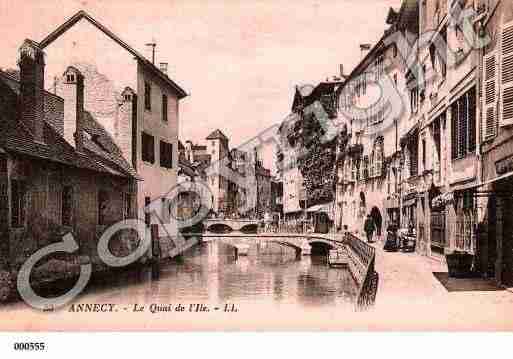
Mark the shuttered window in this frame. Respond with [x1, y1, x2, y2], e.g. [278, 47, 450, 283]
[451, 87, 476, 159]
[501, 21, 513, 126]
[468, 87, 476, 153]
[144, 82, 152, 111]
[141, 132, 155, 164]
[160, 140, 173, 169]
[409, 137, 418, 177]
[162, 95, 168, 122]
[484, 52, 498, 139]
[451, 103, 458, 160]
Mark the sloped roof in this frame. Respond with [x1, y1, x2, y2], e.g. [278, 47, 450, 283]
[0, 71, 136, 178]
[0, 69, 62, 101]
[39, 10, 187, 99]
[206, 129, 228, 140]
[82, 112, 139, 178]
[0, 112, 127, 177]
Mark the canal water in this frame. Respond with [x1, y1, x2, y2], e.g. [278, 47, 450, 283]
[1, 237, 362, 330]
[78, 237, 359, 309]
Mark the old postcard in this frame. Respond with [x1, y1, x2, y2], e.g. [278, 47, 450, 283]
[0, 0, 512, 337]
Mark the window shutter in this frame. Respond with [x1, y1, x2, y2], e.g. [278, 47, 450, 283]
[483, 52, 498, 139]
[501, 21, 513, 127]
[468, 87, 476, 153]
[451, 103, 458, 160]
[458, 97, 467, 157]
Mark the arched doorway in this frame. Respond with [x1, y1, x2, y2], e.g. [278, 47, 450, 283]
[370, 206, 383, 237]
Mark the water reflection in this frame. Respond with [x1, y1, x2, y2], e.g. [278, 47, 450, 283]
[77, 239, 359, 309]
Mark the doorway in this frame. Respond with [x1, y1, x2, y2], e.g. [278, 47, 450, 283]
[370, 206, 383, 237]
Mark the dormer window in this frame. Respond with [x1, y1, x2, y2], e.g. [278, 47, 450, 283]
[66, 73, 75, 83]
[124, 94, 132, 102]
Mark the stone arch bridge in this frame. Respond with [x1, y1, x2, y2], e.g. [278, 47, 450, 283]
[201, 232, 345, 256]
[203, 219, 259, 234]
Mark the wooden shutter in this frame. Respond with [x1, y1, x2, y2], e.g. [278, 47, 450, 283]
[451, 102, 458, 159]
[458, 96, 467, 157]
[468, 87, 476, 153]
[501, 21, 513, 126]
[483, 52, 498, 139]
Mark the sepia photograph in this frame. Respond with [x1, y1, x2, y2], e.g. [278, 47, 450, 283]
[0, 0, 512, 349]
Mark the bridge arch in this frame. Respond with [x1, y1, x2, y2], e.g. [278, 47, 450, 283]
[240, 223, 258, 234]
[206, 223, 233, 234]
[308, 238, 335, 255]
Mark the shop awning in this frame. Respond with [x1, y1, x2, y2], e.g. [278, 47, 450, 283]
[306, 203, 334, 220]
[306, 204, 330, 212]
[476, 171, 513, 189]
[431, 192, 455, 208]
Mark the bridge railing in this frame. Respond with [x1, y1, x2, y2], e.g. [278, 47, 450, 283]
[343, 232, 378, 309]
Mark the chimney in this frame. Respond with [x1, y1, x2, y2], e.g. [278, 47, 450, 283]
[339, 64, 344, 78]
[59, 66, 84, 151]
[18, 39, 45, 143]
[118, 87, 136, 164]
[159, 62, 168, 75]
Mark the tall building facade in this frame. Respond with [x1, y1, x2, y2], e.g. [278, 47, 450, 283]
[36, 10, 188, 256]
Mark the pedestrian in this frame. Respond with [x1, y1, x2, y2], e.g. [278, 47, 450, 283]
[364, 214, 376, 243]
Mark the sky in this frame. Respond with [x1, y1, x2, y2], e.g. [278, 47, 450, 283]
[0, 0, 401, 171]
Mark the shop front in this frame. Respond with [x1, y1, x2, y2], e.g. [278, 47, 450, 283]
[306, 203, 335, 234]
[477, 151, 513, 285]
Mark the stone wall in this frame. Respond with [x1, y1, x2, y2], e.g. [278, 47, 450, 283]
[6, 154, 135, 269]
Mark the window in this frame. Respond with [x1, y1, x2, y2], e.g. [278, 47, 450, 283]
[484, 52, 497, 139]
[123, 193, 132, 219]
[66, 74, 75, 83]
[160, 140, 173, 169]
[455, 191, 475, 252]
[375, 56, 384, 79]
[11, 180, 26, 228]
[62, 185, 73, 226]
[98, 190, 108, 225]
[387, 170, 391, 194]
[501, 21, 513, 126]
[144, 82, 151, 110]
[451, 87, 476, 160]
[393, 44, 397, 58]
[410, 87, 419, 113]
[144, 196, 151, 226]
[408, 137, 419, 177]
[372, 138, 384, 178]
[393, 73, 398, 86]
[142, 132, 155, 164]
[162, 95, 168, 122]
[422, 138, 426, 170]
